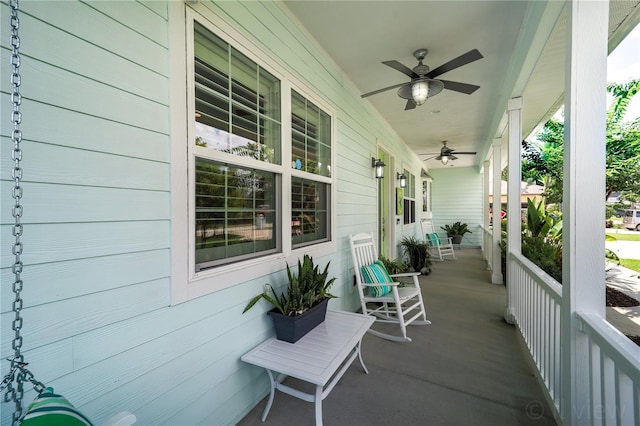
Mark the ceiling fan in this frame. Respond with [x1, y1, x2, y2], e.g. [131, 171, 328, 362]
[421, 141, 477, 165]
[361, 48, 483, 110]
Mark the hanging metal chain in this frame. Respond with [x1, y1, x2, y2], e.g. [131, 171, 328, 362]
[2, 1, 46, 424]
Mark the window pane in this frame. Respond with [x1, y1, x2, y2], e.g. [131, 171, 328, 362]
[259, 68, 280, 120]
[194, 22, 281, 164]
[291, 177, 329, 247]
[291, 90, 331, 177]
[403, 170, 416, 225]
[231, 46, 259, 110]
[422, 180, 429, 212]
[195, 158, 278, 270]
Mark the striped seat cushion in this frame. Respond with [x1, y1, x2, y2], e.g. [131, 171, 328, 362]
[21, 387, 93, 426]
[361, 260, 393, 297]
[426, 233, 441, 246]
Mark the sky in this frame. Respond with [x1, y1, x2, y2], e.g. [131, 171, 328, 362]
[607, 23, 640, 121]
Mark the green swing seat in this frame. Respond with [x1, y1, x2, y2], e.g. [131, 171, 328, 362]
[21, 387, 93, 426]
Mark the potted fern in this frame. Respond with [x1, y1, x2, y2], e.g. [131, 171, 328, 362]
[400, 236, 432, 275]
[243, 254, 337, 342]
[441, 221, 472, 245]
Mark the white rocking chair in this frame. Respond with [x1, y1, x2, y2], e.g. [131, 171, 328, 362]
[421, 219, 456, 261]
[349, 232, 431, 343]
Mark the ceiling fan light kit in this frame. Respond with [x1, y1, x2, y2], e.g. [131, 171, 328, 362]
[410, 80, 429, 105]
[407, 78, 444, 106]
[421, 141, 477, 165]
[361, 47, 483, 110]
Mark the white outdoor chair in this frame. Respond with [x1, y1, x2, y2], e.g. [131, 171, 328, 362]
[349, 232, 431, 343]
[421, 219, 456, 261]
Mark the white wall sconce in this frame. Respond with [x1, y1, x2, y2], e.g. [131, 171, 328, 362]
[372, 157, 385, 179]
[397, 172, 407, 188]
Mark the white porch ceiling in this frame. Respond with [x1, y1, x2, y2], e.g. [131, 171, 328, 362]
[282, 0, 640, 170]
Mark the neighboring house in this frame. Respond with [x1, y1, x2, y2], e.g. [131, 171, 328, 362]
[488, 180, 545, 208]
[1, 1, 638, 425]
[607, 191, 622, 204]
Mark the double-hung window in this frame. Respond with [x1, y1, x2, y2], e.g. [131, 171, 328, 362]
[291, 90, 331, 248]
[403, 170, 416, 225]
[193, 21, 282, 271]
[187, 16, 334, 276]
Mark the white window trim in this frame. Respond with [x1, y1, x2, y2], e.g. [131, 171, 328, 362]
[402, 169, 416, 226]
[169, 2, 337, 304]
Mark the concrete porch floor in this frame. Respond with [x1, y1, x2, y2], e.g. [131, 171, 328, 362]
[237, 248, 556, 426]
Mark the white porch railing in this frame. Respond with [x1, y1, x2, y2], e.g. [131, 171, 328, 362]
[510, 252, 562, 414]
[509, 251, 640, 424]
[481, 225, 492, 268]
[576, 312, 640, 425]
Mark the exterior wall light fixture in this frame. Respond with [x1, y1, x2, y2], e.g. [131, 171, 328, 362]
[397, 172, 407, 188]
[372, 157, 385, 179]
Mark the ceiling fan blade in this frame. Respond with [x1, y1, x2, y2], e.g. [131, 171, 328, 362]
[440, 80, 481, 95]
[426, 49, 484, 79]
[404, 99, 417, 110]
[382, 60, 419, 79]
[451, 151, 477, 155]
[361, 82, 408, 98]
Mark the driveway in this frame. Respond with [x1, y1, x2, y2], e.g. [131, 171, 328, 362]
[605, 229, 640, 337]
[606, 228, 640, 259]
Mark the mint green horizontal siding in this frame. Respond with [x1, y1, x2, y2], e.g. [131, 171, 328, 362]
[0, 221, 169, 267]
[0, 182, 169, 226]
[0, 1, 472, 424]
[0, 278, 170, 353]
[0, 141, 169, 190]
[18, 0, 169, 73]
[0, 99, 169, 162]
[0, 250, 170, 312]
[430, 167, 484, 247]
[16, 12, 168, 105]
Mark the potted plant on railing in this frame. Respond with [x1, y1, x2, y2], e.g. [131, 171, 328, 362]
[441, 221, 472, 245]
[243, 254, 337, 343]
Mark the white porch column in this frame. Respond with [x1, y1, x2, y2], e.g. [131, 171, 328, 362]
[483, 160, 491, 264]
[491, 140, 503, 285]
[561, 1, 608, 424]
[505, 97, 523, 324]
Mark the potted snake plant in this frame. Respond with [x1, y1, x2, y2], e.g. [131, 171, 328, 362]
[243, 254, 336, 342]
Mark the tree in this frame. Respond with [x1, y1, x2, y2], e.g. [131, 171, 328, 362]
[604, 80, 640, 200]
[521, 120, 565, 204]
[521, 79, 640, 204]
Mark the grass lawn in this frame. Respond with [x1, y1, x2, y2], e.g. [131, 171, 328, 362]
[606, 231, 640, 242]
[620, 258, 640, 274]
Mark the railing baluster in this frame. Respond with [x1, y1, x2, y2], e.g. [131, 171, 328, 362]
[509, 250, 640, 426]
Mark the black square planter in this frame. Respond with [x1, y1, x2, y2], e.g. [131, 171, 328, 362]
[267, 298, 329, 343]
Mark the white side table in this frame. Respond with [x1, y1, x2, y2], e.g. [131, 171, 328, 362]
[241, 310, 375, 426]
